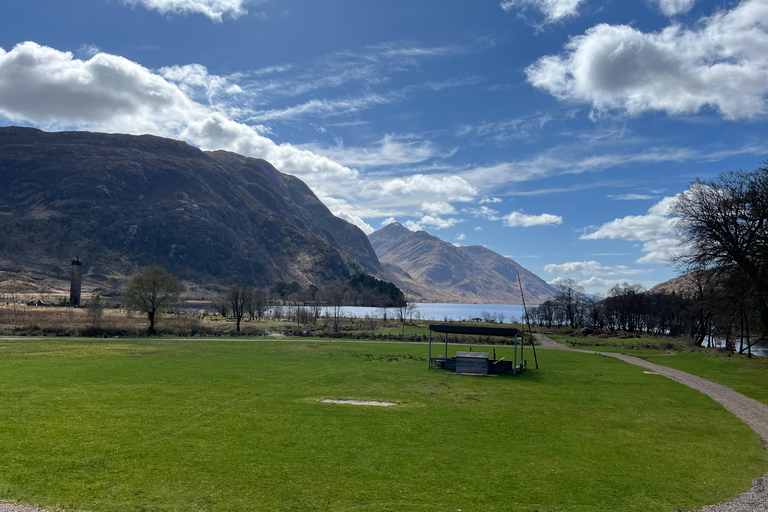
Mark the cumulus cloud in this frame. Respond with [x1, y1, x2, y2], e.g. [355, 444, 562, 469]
[160, 63, 243, 104]
[381, 217, 398, 226]
[503, 211, 563, 227]
[405, 215, 462, 231]
[121, 0, 248, 21]
[526, 0, 768, 119]
[500, 0, 585, 23]
[420, 201, 457, 216]
[652, 0, 696, 16]
[580, 196, 681, 263]
[0, 42, 358, 188]
[456, 233, 467, 241]
[379, 174, 478, 198]
[478, 196, 503, 204]
[468, 206, 500, 220]
[549, 276, 642, 293]
[544, 260, 651, 276]
[333, 210, 374, 235]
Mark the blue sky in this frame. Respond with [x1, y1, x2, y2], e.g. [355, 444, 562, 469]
[1, 0, 767, 294]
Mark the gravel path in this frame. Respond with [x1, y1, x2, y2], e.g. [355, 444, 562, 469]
[2, 336, 766, 512]
[0, 504, 54, 512]
[535, 333, 768, 511]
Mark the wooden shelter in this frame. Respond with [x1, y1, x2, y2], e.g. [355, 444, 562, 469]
[427, 324, 527, 375]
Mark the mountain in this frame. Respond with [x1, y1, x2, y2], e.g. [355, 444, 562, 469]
[0, 126, 380, 296]
[648, 270, 714, 295]
[369, 223, 555, 304]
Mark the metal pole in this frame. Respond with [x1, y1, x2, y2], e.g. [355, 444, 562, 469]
[445, 333, 448, 358]
[514, 333, 518, 375]
[428, 329, 432, 370]
[517, 272, 539, 369]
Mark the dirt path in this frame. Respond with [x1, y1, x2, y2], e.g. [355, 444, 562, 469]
[534, 333, 768, 511]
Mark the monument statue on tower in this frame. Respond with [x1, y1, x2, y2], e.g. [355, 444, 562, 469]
[69, 256, 83, 307]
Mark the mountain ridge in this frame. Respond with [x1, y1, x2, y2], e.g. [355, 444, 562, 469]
[0, 126, 380, 296]
[369, 222, 555, 304]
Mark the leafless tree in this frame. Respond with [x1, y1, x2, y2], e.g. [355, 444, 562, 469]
[672, 164, 768, 336]
[124, 266, 180, 334]
[225, 284, 252, 332]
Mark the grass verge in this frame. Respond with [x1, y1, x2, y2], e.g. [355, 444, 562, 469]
[638, 351, 768, 406]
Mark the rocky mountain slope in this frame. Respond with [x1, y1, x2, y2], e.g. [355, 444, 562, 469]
[369, 223, 555, 304]
[0, 127, 380, 296]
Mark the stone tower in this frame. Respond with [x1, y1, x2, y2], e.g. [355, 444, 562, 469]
[69, 256, 83, 307]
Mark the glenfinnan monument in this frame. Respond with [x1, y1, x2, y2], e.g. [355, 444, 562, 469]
[69, 256, 83, 307]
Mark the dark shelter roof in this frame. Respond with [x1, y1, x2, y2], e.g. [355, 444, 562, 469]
[428, 324, 522, 337]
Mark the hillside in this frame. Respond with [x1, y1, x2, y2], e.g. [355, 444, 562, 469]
[369, 223, 555, 304]
[0, 127, 380, 297]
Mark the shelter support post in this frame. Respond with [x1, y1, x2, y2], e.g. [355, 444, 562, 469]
[428, 330, 432, 370]
[514, 334, 518, 376]
[445, 333, 448, 358]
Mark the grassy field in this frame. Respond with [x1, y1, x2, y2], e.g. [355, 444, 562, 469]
[0, 339, 765, 512]
[546, 334, 681, 354]
[639, 352, 768, 406]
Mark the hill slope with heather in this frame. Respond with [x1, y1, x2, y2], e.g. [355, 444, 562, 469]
[0, 127, 380, 296]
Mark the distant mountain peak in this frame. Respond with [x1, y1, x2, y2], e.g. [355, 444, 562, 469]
[368, 224, 555, 304]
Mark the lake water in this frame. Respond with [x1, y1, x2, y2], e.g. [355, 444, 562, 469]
[341, 303, 527, 322]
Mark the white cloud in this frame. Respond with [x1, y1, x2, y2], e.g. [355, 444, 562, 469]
[468, 206, 500, 220]
[306, 134, 444, 168]
[456, 233, 467, 241]
[419, 215, 463, 229]
[608, 193, 659, 201]
[160, 63, 243, 103]
[379, 174, 478, 198]
[580, 196, 682, 263]
[381, 217, 398, 226]
[121, 0, 248, 21]
[404, 215, 462, 232]
[549, 276, 643, 294]
[404, 220, 424, 232]
[503, 211, 563, 227]
[0, 42, 357, 185]
[543, 260, 651, 276]
[478, 196, 503, 204]
[500, 0, 585, 23]
[526, 0, 768, 119]
[248, 93, 392, 123]
[332, 210, 374, 235]
[652, 0, 696, 16]
[420, 201, 457, 216]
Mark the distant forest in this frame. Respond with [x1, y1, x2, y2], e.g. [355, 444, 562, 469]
[270, 273, 405, 308]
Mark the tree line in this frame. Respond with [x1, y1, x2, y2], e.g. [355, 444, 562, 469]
[530, 161, 768, 354]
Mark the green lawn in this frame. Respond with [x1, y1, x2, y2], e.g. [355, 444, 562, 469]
[640, 351, 768, 406]
[0, 339, 764, 512]
[547, 334, 680, 354]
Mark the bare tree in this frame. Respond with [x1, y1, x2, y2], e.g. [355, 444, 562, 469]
[124, 266, 180, 334]
[88, 294, 103, 329]
[225, 284, 252, 332]
[672, 164, 768, 335]
[249, 288, 268, 321]
[554, 279, 587, 328]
